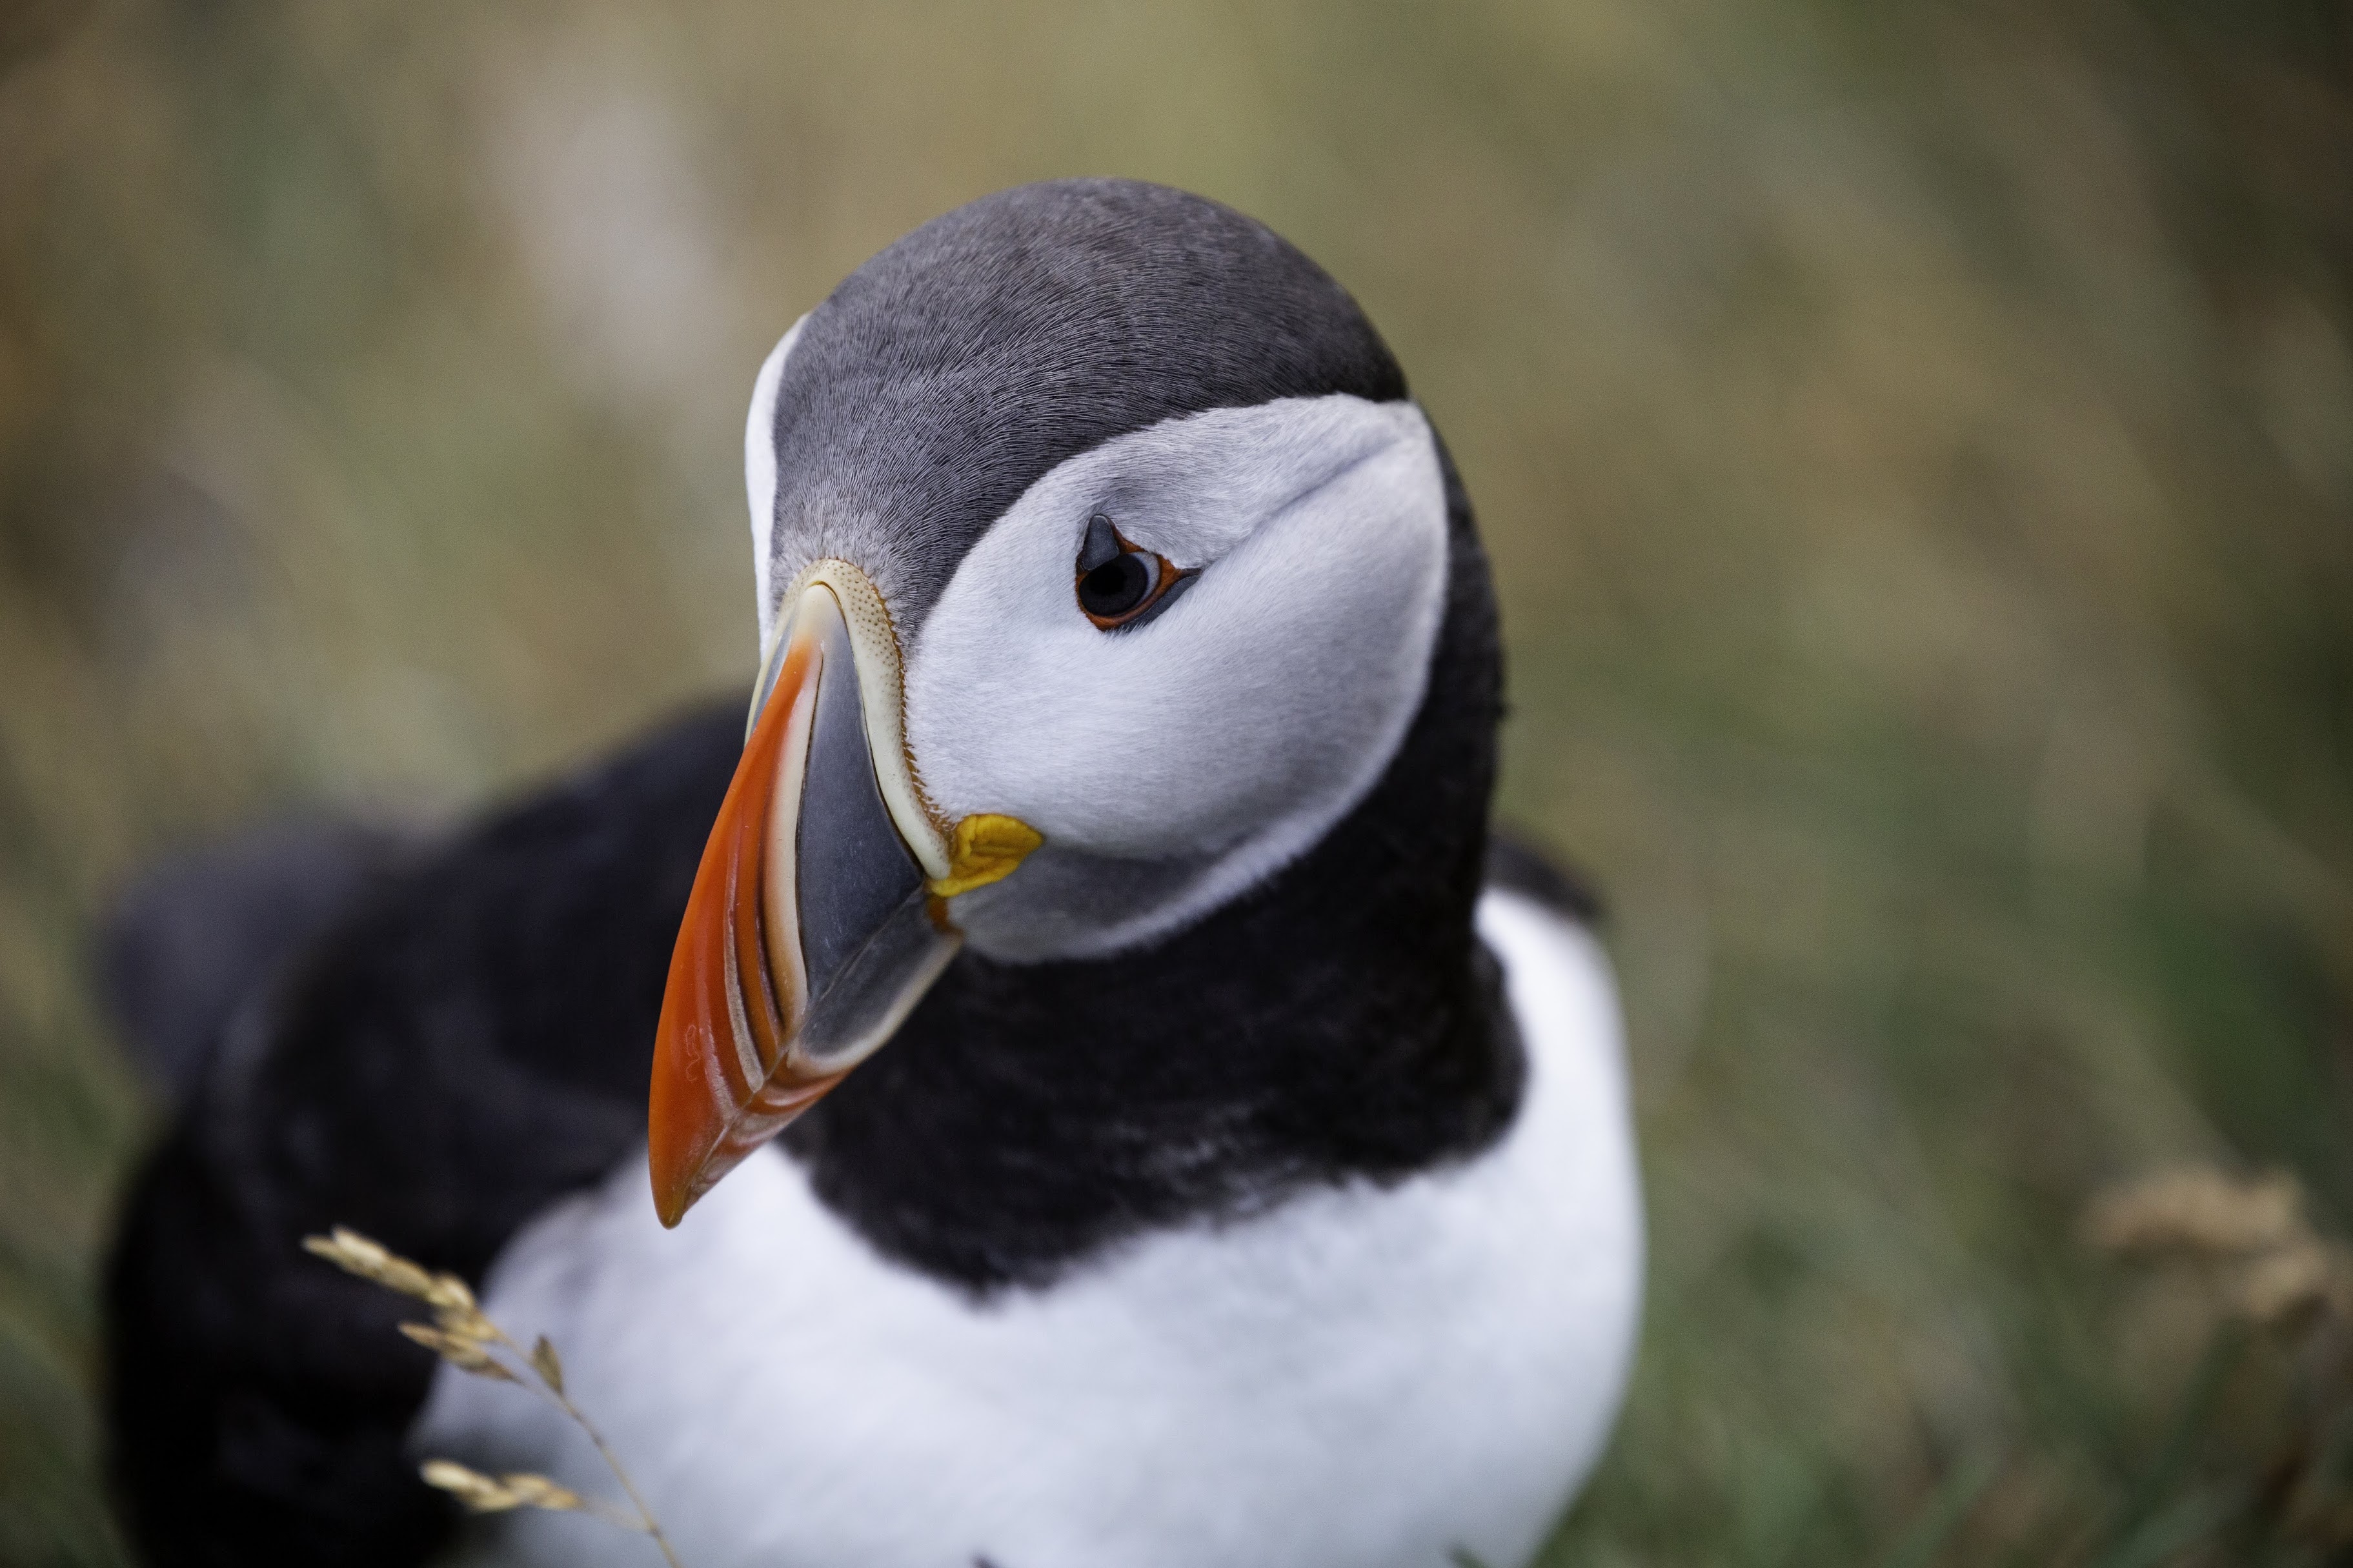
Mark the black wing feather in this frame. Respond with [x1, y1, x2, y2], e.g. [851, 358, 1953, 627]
[98, 820, 410, 1105]
[1483, 830, 1603, 925]
[105, 701, 742, 1567]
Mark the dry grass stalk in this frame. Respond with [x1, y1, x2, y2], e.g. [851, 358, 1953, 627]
[397, 1322, 517, 1380]
[305, 1227, 685, 1567]
[418, 1459, 665, 1533]
[2087, 1163, 2353, 1551]
[2084, 1169, 2303, 1260]
[420, 1458, 583, 1514]
[2085, 1166, 2353, 1327]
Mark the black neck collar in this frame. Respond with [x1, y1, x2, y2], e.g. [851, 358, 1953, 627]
[780, 457, 1521, 1292]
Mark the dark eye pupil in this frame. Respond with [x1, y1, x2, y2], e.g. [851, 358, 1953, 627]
[1078, 554, 1151, 618]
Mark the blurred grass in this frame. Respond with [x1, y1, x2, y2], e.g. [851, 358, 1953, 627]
[3, 0, 2352, 1563]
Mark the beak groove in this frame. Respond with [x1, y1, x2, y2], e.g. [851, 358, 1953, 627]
[649, 614, 836, 1227]
[645, 567, 964, 1224]
[649, 560, 1047, 1227]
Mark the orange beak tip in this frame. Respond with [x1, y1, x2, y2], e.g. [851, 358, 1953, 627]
[645, 570, 982, 1223]
[647, 1015, 727, 1227]
[648, 1144, 696, 1228]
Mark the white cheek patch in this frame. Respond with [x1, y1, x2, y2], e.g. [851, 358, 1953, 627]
[904, 395, 1449, 959]
[743, 316, 807, 647]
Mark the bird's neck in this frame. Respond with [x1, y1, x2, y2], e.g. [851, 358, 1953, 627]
[781, 478, 1518, 1292]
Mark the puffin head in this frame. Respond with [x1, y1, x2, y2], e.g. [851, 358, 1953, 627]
[649, 179, 1471, 1226]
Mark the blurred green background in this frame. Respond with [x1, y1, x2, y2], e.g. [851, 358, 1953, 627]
[4, 0, 2352, 1563]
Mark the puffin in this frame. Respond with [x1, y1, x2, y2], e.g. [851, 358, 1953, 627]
[103, 178, 1642, 1568]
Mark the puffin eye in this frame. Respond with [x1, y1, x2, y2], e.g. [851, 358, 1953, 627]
[1075, 514, 1193, 630]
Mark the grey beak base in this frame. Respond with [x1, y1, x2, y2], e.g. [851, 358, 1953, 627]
[785, 588, 960, 1075]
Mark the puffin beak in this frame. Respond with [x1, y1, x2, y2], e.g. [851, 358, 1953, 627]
[647, 562, 1040, 1226]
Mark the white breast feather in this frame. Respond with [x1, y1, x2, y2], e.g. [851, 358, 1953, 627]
[415, 889, 1642, 1568]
